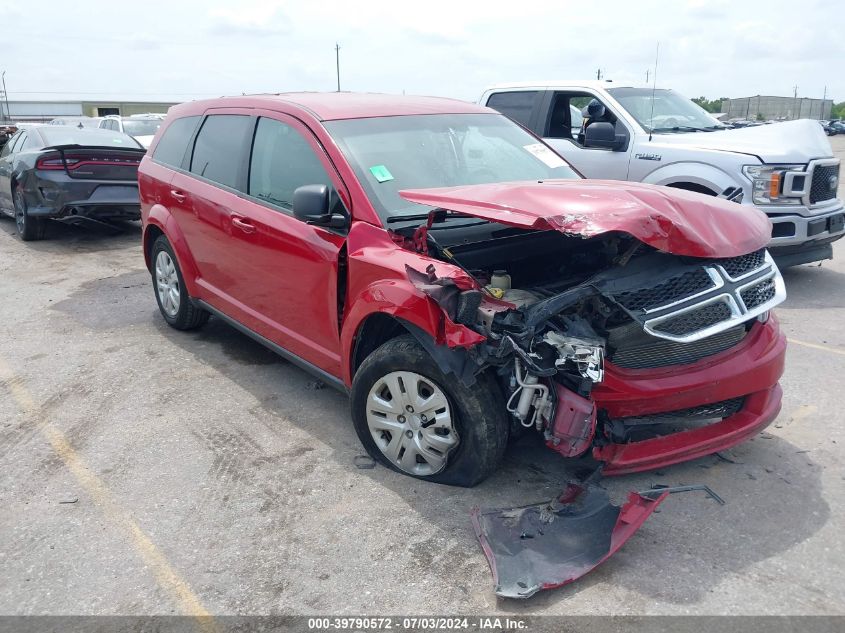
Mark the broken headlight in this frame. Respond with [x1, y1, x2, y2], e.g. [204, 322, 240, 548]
[542, 332, 605, 383]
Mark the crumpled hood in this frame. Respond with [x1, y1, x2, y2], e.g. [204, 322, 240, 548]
[399, 179, 771, 258]
[652, 119, 832, 163]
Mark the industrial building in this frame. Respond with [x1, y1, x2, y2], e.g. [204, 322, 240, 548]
[0, 98, 179, 122]
[720, 95, 832, 121]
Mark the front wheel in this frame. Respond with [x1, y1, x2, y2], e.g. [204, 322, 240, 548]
[351, 335, 509, 487]
[14, 186, 46, 241]
[151, 235, 209, 330]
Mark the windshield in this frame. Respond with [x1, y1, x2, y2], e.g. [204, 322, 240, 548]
[607, 88, 724, 133]
[122, 119, 162, 136]
[38, 127, 142, 148]
[325, 113, 578, 222]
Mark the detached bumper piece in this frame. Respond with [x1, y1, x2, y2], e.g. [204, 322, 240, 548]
[471, 483, 723, 599]
[471, 484, 667, 599]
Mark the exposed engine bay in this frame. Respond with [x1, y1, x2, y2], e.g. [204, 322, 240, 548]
[398, 210, 786, 460]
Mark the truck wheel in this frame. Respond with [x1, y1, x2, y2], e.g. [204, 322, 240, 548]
[351, 335, 509, 487]
[151, 235, 209, 330]
[14, 186, 46, 241]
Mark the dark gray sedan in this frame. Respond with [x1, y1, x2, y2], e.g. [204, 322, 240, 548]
[0, 126, 146, 240]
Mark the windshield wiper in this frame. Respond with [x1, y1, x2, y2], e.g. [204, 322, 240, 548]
[651, 125, 716, 133]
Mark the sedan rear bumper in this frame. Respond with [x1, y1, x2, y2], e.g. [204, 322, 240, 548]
[23, 175, 140, 221]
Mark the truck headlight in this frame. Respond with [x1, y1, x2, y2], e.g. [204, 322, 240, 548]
[742, 164, 804, 205]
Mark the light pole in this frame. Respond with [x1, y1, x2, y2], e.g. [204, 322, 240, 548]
[335, 43, 341, 92]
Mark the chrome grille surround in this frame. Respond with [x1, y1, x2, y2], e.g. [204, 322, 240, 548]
[639, 251, 785, 343]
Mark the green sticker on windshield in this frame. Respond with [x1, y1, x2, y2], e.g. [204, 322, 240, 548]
[369, 165, 394, 182]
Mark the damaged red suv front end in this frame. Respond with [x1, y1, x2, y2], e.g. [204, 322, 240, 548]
[397, 179, 786, 478]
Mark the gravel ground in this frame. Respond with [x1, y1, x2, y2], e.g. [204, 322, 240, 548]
[0, 136, 844, 617]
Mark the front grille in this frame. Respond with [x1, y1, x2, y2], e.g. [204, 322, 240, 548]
[611, 397, 745, 426]
[615, 268, 713, 312]
[713, 249, 766, 278]
[740, 277, 776, 310]
[810, 164, 839, 204]
[651, 301, 732, 336]
[608, 324, 746, 369]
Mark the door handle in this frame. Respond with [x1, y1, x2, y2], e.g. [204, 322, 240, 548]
[170, 189, 187, 203]
[231, 216, 256, 234]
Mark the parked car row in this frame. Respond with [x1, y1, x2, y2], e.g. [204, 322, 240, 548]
[820, 119, 845, 136]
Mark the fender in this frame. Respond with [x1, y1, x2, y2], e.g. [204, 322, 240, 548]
[640, 160, 738, 194]
[143, 204, 202, 298]
[339, 278, 484, 386]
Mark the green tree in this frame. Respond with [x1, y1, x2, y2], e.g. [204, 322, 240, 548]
[831, 102, 845, 119]
[692, 96, 724, 113]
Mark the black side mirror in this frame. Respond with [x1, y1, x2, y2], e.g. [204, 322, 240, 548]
[584, 121, 627, 151]
[292, 184, 348, 229]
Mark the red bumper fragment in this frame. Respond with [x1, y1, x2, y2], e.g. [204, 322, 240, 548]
[471, 484, 669, 599]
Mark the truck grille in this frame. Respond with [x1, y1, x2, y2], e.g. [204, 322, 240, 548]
[608, 324, 746, 369]
[810, 164, 840, 204]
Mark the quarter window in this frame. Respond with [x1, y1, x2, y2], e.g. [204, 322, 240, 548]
[190, 115, 252, 189]
[485, 91, 538, 127]
[152, 115, 200, 169]
[248, 117, 332, 210]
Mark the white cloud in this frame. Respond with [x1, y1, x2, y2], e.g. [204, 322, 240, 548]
[2, 0, 842, 105]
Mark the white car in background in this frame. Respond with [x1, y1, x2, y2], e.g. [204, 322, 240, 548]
[99, 114, 165, 149]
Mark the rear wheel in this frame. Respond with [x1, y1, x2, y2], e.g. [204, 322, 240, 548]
[151, 235, 209, 330]
[14, 186, 46, 241]
[351, 335, 509, 487]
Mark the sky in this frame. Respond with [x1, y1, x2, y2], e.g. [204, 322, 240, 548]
[1, 0, 842, 105]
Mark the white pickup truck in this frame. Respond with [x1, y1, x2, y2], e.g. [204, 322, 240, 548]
[480, 81, 844, 266]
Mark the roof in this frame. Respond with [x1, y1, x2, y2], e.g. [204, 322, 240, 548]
[172, 92, 491, 121]
[484, 80, 646, 91]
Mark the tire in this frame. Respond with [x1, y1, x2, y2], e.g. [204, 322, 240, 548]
[351, 335, 509, 487]
[13, 186, 47, 241]
[150, 235, 209, 330]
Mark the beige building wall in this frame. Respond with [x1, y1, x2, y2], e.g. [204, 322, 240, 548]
[81, 101, 178, 117]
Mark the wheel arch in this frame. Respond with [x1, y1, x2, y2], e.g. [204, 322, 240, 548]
[641, 161, 737, 194]
[143, 205, 201, 297]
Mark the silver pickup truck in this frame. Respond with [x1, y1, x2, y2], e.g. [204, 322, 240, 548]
[480, 81, 843, 267]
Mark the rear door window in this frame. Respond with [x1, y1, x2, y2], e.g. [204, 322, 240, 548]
[485, 91, 539, 128]
[248, 117, 333, 211]
[152, 116, 200, 169]
[189, 115, 252, 189]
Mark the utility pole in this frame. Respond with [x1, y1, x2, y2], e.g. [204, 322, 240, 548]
[335, 43, 341, 92]
[645, 69, 649, 84]
[0, 71, 9, 123]
[823, 85, 828, 119]
[596, 68, 602, 80]
[793, 85, 799, 120]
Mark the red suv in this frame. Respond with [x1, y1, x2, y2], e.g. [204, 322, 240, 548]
[139, 93, 787, 487]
